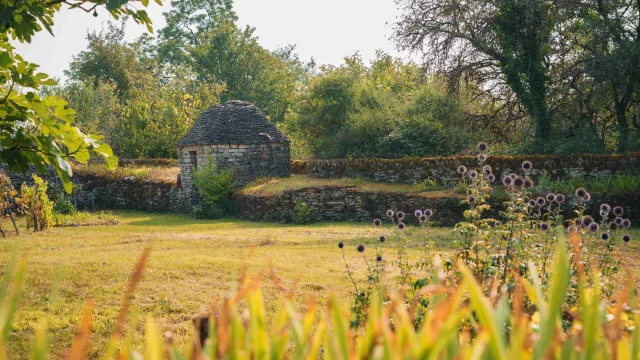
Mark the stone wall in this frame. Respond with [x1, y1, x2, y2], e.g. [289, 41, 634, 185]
[178, 142, 290, 199]
[292, 153, 640, 184]
[236, 186, 640, 225]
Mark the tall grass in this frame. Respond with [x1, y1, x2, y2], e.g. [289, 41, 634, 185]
[1, 234, 638, 358]
[534, 171, 640, 196]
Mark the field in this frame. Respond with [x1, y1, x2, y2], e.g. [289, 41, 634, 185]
[0, 211, 454, 358]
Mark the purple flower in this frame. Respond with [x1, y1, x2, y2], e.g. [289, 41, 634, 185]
[468, 196, 476, 203]
[419, 214, 427, 222]
[540, 222, 550, 231]
[584, 192, 591, 201]
[487, 174, 496, 182]
[338, 242, 344, 249]
[502, 176, 513, 186]
[397, 211, 405, 220]
[478, 142, 488, 152]
[528, 199, 536, 207]
[373, 218, 382, 227]
[379, 236, 386, 243]
[469, 170, 478, 179]
[622, 234, 631, 243]
[601, 232, 610, 241]
[524, 178, 534, 189]
[457, 165, 467, 175]
[622, 219, 631, 228]
[521, 161, 533, 171]
[376, 255, 382, 262]
[575, 188, 588, 199]
[615, 217, 623, 225]
[424, 209, 433, 217]
[494, 220, 502, 227]
[386, 209, 394, 217]
[513, 177, 524, 188]
[581, 216, 594, 227]
[357, 244, 365, 252]
[509, 173, 518, 180]
[555, 194, 565, 203]
[588, 223, 600, 232]
[478, 153, 487, 162]
[600, 204, 611, 213]
[609, 222, 618, 230]
[568, 225, 578, 234]
[546, 193, 556, 202]
[536, 197, 546, 206]
[414, 210, 422, 217]
[482, 165, 492, 174]
[398, 222, 406, 230]
[613, 206, 624, 216]
[600, 210, 608, 217]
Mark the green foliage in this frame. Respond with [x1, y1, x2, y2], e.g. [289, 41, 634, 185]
[534, 171, 640, 196]
[192, 153, 235, 219]
[53, 210, 118, 227]
[16, 175, 54, 231]
[292, 198, 312, 224]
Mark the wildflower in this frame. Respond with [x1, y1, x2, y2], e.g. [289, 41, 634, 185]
[509, 173, 518, 180]
[622, 234, 631, 243]
[546, 193, 556, 202]
[600, 210, 608, 217]
[521, 160, 533, 171]
[615, 217, 623, 225]
[469, 170, 478, 179]
[536, 197, 546, 206]
[540, 222, 550, 231]
[575, 188, 588, 199]
[495, 221, 503, 227]
[357, 244, 365, 252]
[513, 177, 525, 188]
[468, 196, 476, 203]
[609, 222, 618, 230]
[584, 192, 591, 201]
[581, 216, 594, 227]
[622, 219, 631, 228]
[502, 176, 513, 186]
[414, 210, 422, 217]
[373, 219, 382, 227]
[555, 194, 565, 203]
[398, 222, 406, 230]
[338, 242, 344, 249]
[478, 142, 488, 152]
[601, 232, 610, 241]
[457, 165, 467, 174]
[379, 236, 385, 243]
[419, 215, 427, 222]
[386, 209, 394, 217]
[487, 174, 496, 182]
[524, 178, 534, 189]
[478, 153, 487, 162]
[613, 206, 624, 216]
[589, 223, 600, 232]
[482, 165, 492, 174]
[397, 211, 405, 220]
[601, 204, 611, 213]
[376, 255, 382, 262]
[568, 225, 578, 234]
[528, 199, 536, 207]
[424, 209, 433, 217]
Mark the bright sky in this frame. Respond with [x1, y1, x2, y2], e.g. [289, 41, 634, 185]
[13, 0, 407, 82]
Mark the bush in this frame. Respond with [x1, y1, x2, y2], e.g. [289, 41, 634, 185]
[192, 153, 236, 219]
[16, 175, 54, 231]
[292, 198, 312, 224]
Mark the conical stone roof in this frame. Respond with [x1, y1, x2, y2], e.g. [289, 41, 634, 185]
[177, 100, 289, 146]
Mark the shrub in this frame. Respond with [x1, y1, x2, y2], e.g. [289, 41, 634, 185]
[16, 175, 54, 231]
[0, 173, 18, 236]
[292, 198, 312, 224]
[192, 153, 236, 219]
[53, 211, 119, 227]
[50, 186, 76, 215]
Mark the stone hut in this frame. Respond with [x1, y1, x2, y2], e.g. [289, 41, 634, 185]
[177, 100, 290, 194]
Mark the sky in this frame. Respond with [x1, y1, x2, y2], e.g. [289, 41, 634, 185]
[13, 0, 408, 82]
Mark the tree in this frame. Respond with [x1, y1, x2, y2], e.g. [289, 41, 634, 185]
[0, 0, 160, 192]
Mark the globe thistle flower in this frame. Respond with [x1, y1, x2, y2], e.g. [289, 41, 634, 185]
[615, 217, 623, 225]
[622, 234, 631, 243]
[338, 242, 344, 249]
[536, 197, 546, 206]
[581, 215, 594, 227]
[502, 176, 513, 186]
[495, 220, 503, 227]
[528, 199, 536, 207]
[567, 225, 578, 234]
[477, 142, 488, 152]
[357, 244, 365, 252]
[509, 173, 518, 180]
[468, 196, 476, 203]
[419, 215, 427, 222]
[555, 194, 565, 203]
[487, 174, 496, 182]
[622, 219, 631, 228]
[524, 178, 534, 189]
[414, 210, 422, 218]
[513, 177, 525, 188]
[588, 223, 600, 232]
[609, 222, 618, 231]
[398, 222, 406, 230]
[376, 255, 382, 262]
[482, 165, 492, 174]
[600, 210, 608, 217]
[373, 218, 382, 227]
[379, 236, 386, 243]
[546, 193, 556, 202]
[584, 192, 591, 201]
[478, 153, 487, 162]
[613, 206, 624, 216]
[600, 204, 611, 213]
[521, 160, 533, 171]
[601, 232, 610, 241]
[457, 165, 467, 175]
[469, 170, 478, 179]
[397, 211, 405, 220]
[386, 209, 394, 217]
[424, 209, 433, 217]
[575, 188, 588, 199]
[540, 222, 550, 231]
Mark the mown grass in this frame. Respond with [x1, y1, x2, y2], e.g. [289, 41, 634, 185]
[71, 164, 179, 183]
[0, 211, 453, 358]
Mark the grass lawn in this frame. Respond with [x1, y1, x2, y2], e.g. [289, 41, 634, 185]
[0, 211, 454, 358]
